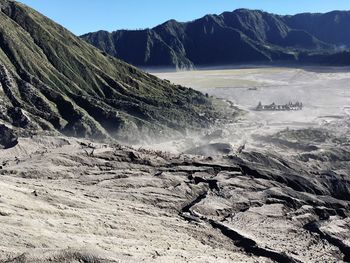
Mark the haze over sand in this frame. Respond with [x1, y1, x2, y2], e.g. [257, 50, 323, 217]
[153, 66, 350, 150]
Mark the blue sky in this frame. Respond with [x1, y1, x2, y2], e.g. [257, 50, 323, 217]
[17, 0, 350, 35]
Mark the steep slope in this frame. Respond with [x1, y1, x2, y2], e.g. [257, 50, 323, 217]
[220, 9, 327, 49]
[82, 9, 335, 69]
[83, 29, 194, 69]
[168, 14, 271, 65]
[284, 11, 350, 47]
[0, 0, 218, 142]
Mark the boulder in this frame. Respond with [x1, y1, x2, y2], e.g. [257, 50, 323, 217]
[0, 124, 18, 149]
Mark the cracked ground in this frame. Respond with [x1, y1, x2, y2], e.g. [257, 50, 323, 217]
[0, 132, 350, 262]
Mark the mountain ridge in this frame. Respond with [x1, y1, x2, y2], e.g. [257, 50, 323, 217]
[0, 0, 220, 143]
[82, 8, 350, 69]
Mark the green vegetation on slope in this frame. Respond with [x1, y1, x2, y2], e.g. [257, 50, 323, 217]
[0, 0, 219, 142]
[83, 9, 350, 69]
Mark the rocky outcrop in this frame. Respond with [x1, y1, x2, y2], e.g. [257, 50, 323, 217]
[0, 124, 17, 149]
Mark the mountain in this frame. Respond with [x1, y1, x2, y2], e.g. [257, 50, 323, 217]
[82, 9, 350, 69]
[85, 29, 195, 69]
[0, 0, 219, 143]
[284, 11, 350, 47]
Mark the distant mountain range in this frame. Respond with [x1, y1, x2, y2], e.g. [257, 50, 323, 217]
[0, 0, 218, 143]
[81, 9, 350, 69]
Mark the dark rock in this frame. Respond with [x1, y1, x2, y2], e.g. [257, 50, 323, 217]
[7, 107, 30, 128]
[0, 124, 18, 149]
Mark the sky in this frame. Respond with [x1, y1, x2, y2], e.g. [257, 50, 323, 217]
[17, 0, 350, 36]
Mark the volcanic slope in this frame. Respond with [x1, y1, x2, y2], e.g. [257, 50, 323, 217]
[0, 0, 218, 142]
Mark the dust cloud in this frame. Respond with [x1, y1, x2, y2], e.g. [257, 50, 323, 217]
[148, 66, 350, 154]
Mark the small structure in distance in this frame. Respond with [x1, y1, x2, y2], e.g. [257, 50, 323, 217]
[255, 101, 303, 111]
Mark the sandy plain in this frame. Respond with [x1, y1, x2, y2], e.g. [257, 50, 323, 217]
[154, 66, 350, 142]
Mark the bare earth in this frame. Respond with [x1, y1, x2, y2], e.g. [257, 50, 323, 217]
[0, 137, 275, 263]
[1, 125, 350, 263]
[154, 66, 350, 148]
[1, 67, 350, 262]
